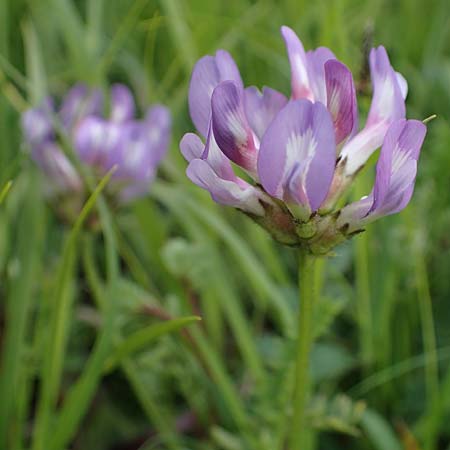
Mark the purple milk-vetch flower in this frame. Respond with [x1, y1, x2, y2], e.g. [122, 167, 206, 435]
[22, 83, 171, 205]
[181, 51, 287, 219]
[337, 119, 426, 232]
[281, 26, 358, 146]
[180, 26, 427, 253]
[21, 98, 83, 195]
[33, 142, 83, 195]
[181, 125, 267, 216]
[60, 84, 104, 129]
[258, 99, 336, 219]
[338, 46, 407, 175]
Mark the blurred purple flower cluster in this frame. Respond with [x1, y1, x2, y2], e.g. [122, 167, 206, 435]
[181, 26, 427, 253]
[22, 84, 171, 203]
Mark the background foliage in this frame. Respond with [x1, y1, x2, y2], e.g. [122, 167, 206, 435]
[0, 0, 449, 449]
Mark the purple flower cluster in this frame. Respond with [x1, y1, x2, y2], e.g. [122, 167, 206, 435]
[22, 84, 171, 203]
[180, 26, 427, 253]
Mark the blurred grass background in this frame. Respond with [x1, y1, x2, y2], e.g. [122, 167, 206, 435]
[0, 0, 450, 449]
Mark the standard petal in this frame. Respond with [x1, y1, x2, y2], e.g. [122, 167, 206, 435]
[74, 116, 121, 167]
[325, 60, 358, 145]
[366, 46, 405, 127]
[339, 119, 426, 232]
[258, 99, 336, 212]
[215, 50, 243, 88]
[188, 50, 243, 138]
[22, 100, 54, 148]
[60, 84, 103, 128]
[340, 47, 407, 175]
[211, 81, 257, 173]
[110, 84, 136, 122]
[369, 119, 426, 216]
[306, 47, 336, 103]
[32, 142, 82, 193]
[186, 158, 264, 215]
[281, 26, 314, 101]
[109, 122, 154, 181]
[244, 86, 288, 140]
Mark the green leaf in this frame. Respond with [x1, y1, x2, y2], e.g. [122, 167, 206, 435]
[361, 409, 402, 450]
[0, 180, 12, 205]
[49, 282, 120, 450]
[32, 168, 116, 450]
[22, 20, 47, 104]
[0, 175, 45, 449]
[104, 316, 201, 372]
[313, 295, 347, 339]
[310, 394, 366, 437]
[311, 343, 357, 383]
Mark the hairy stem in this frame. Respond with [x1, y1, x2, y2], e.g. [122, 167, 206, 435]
[289, 252, 317, 450]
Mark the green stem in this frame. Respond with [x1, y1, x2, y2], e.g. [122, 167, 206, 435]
[32, 169, 115, 450]
[31, 235, 77, 450]
[355, 232, 373, 367]
[289, 252, 317, 450]
[217, 278, 265, 384]
[152, 183, 294, 336]
[0, 177, 43, 449]
[49, 282, 118, 450]
[353, 167, 373, 369]
[189, 327, 257, 448]
[81, 237, 181, 450]
[416, 252, 439, 450]
[121, 359, 180, 450]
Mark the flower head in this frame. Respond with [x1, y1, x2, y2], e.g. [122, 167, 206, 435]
[22, 83, 171, 205]
[180, 27, 427, 254]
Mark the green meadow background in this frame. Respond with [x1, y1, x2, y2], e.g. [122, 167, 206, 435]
[0, 0, 450, 449]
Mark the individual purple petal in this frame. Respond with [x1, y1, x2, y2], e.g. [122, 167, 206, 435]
[180, 123, 238, 183]
[186, 158, 264, 215]
[395, 72, 408, 99]
[110, 84, 135, 122]
[258, 99, 336, 212]
[188, 50, 243, 138]
[74, 116, 122, 167]
[211, 81, 257, 173]
[339, 121, 387, 174]
[306, 47, 336, 103]
[366, 46, 405, 127]
[324, 60, 358, 145]
[108, 107, 170, 188]
[145, 105, 172, 165]
[109, 122, 155, 181]
[369, 119, 426, 216]
[22, 100, 54, 148]
[338, 119, 426, 232]
[182, 121, 264, 214]
[201, 123, 238, 182]
[339, 46, 407, 175]
[244, 86, 288, 140]
[281, 26, 314, 101]
[336, 194, 373, 231]
[60, 84, 103, 128]
[180, 133, 204, 162]
[32, 142, 82, 193]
